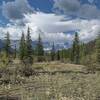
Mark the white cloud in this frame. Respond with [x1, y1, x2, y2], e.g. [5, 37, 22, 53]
[24, 12, 100, 43]
[24, 12, 72, 33]
[53, 0, 100, 19]
[0, 0, 100, 45]
[0, 12, 100, 44]
[2, 0, 34, 20]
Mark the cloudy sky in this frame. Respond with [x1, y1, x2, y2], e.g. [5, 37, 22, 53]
[0, 0, 100, 44]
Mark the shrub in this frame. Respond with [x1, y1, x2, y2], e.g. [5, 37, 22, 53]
[19, 65, 33, 77]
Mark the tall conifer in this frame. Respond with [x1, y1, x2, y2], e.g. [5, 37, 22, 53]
[35, 34, 44, 62]
[4, 32, 11, 58]
[57, 50, 60, 60]
[71, 32, 80, 64]
[26, 27, 33, 64]
[51, 42, 55, 61]
[19, 32, 26, 60]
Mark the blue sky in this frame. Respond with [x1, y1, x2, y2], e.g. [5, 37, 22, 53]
[0, 0, 100, 43]
[28, 0, 54, 13]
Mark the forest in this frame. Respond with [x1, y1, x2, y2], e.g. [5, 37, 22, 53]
[1, 27, 100, 68]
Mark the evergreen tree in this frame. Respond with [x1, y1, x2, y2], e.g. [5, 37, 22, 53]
[14, 44, 17, 59]
[35, 34, 44, 62]
[61, 49, 64, 60]
[79, 42, 87, 64]
[4, 32, 11, 58]
[19, 32, 26, 60]
[57, 50, 60, 60]
[96, 34, 100, 63]
[80, 43, 86, 58]
[26, 27, 33, 64]
[71, 32, 80, 64]
[51, 42, 55, 61]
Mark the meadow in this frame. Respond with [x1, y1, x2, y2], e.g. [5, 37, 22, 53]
[0, 62, 100, 100]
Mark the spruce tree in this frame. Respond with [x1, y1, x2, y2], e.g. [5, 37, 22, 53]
[26, 27, 33, 64]
[19, 32, 26, 60]
[96, 34, 100, 63]
[4, 32, 11, 58]
[51, 42, 55, 61]
[61, 49, 64, 61]
[71, 32, 80, 64]
[35, 34, 44, 62]
[57, 50, 60, 60]
[81, 43, 87, 56]
[80, 43, 85, 58]
[14, 44, 17, 59]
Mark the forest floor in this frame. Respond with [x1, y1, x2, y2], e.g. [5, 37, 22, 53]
[0, 62, 100, 100]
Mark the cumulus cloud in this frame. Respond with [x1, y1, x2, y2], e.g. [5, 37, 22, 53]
[54, 0, 80, 15]
[78, 20, 100, 42]
[0, 12, 100, 44]
[24, 12, 100, 43]
[0, 25, 70, 44]
[53, 0, 100, 19]
[0, 0, 100, 44]
[2, 0, 34, 20]
[0, 12, 74, 43]
[24, 12, 76, 33]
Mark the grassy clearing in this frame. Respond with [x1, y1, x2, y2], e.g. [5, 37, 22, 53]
[0, 62, 100, 100]
[32, 62, 85, 72]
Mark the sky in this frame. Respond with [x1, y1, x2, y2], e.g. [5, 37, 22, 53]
[0, 0, 100, 44]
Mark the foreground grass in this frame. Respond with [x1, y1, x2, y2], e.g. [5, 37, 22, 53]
[0, 62, 100, 100]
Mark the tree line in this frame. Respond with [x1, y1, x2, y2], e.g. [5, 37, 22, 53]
[1, 27, 100, 65]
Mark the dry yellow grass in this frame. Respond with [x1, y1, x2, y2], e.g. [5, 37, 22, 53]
[0, 62, 99, 100]
[33, 62, 85, 72]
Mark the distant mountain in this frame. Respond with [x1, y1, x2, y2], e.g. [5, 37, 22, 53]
[0, 39, 96, 52]
[10, 40, 70, 51]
